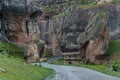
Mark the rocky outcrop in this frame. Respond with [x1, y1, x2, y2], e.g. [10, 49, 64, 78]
[78, 12, 109, 64]
[26, 43, 40, 62]
[0, 0, 120, 63]
[96, 0, 112, 4]
[0, 68, 6, 73]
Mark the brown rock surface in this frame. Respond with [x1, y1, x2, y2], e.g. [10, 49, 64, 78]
[0, 1, 120, 63]
[26, 43, 40, 63]
[96, 0, 112, 4]
[78, 12, 109, 64]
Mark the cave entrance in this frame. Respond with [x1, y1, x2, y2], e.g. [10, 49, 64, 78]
[79, 41, 90, 62]
[61, 35, 79, 52]
[61, 35, 80, 64]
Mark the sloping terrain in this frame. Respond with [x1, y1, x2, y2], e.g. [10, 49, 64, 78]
[0, 42, 53, 80]
[0, 53, 53, 80]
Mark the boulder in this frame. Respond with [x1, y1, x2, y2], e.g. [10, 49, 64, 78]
[0, 68, 6, 73]
[96, 0, 112, 4]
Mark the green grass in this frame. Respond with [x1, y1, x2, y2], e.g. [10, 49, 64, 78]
[76, 1, 97, 8]
[44, 0, 97, 16]
[0, 42, 24, 57]
[107, 40, 120, 67]
[112, 0, 120, 3]
[53, 12, 70, 18]
[0, 53, 54, 80]
[51, 40, 120, 78]
[0, 42, 54, 80]
[107, 40, 120, 55]
[44, 0, 120, 14]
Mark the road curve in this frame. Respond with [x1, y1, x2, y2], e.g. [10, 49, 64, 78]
[42, 63, 120, 80]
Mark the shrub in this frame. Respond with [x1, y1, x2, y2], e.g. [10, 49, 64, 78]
[53, 12, 70, 18]
[37, 43, 44, 51]
[42, 49, 53, 58]
[112, 64, 120, 71]
[0, 42, 24, 57]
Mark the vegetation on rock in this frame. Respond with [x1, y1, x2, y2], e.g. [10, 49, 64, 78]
[42, 49, 53, 58]
[53, 12, 70, 18]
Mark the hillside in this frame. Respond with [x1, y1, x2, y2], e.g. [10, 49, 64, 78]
[0, 53, 53, 80]
[0, 43, 53, 80]
[108, 40, 120, 67]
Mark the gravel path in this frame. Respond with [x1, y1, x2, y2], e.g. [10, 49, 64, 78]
[42, 63, 120, 80]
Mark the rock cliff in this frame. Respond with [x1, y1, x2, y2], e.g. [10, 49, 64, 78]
[0, 0, 119, 63]
[78, 12, 109, 64]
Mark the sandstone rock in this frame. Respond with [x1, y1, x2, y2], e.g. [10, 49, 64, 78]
[96, 0, 112, 4]
[26, 43, 40, 63]
[78, 12, 109, 64]
[0, 68, 6, 73]
[40, 58, 47, 62]
[0, 0, 120, 63]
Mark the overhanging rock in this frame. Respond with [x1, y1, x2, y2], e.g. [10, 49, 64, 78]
[77, 12, 109, 64]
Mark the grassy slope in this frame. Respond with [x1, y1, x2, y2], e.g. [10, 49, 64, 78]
[107, 40, 120, 55]
[0, 43, 54, 80]
[112, 0, 120, 3]
[51, 40, 120, 77]
[107, 40, 120, 67]
[0, 42, 24, 57]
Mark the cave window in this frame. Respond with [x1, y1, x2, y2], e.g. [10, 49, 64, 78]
[67, 36, 77, 45]
[45, 16, 49, 32]
[44, 34, 49, 44]
[0, 19, 1, 29]
[35, 19, 37, 22]
[25, 21, 29, 35]
[66, 36, 78, 49]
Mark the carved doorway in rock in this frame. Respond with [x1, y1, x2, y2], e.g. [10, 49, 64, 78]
[61, 35, 79, 52]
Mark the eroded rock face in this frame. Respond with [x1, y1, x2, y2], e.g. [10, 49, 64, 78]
[0, 0, 119, 63]
[26, 43, 40, 62]
[79, 26, 109, 64]
[3, 12, 26, 43]
[78, 12, 109, 64]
